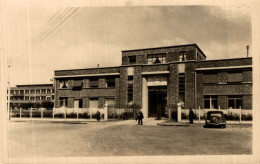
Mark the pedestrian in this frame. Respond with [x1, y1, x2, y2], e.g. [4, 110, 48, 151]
[136, 111, 144, 125]
[96, 111, 100, 122]
[189, 108, 194, 124]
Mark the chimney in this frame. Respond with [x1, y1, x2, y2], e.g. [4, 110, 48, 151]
[246, 45, 249, 57]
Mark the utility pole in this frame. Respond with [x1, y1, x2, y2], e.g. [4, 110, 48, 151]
[246, 45, 249, 57]
[7, 57, 12, 120]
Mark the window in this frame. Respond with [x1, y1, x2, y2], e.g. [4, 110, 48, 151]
[60, 80, 68, 89]
[178, 74, 185, 104]
[25, 96, 29, 100]
[30, 97, 35, 100]
[47, 89, 51, 93]
[25, 90, 29, 94]
[41, 96, 46, 100]
[89, 98, 99, 108]
[203, 73, 218, 84]
[10, 90, 14, 94]
[228, 72, 243, 83]
[89, 78, 99, 88]
[72, 80, 83, 90]
[10, 96, 13, 100]
[179, 51, 187, 61]
[128, 76, 134, 105]
[52, 89, 55, 93]
[228, 96, 242, 109]
[106, 78, 115, 87]
[147, 54, 166, 64]
[59, 97, 68, 107]
[36, 96, 40, 100]
[41, 89, 46, 94]
[52, 95, 54, 100]
[30, 90, 35, 94]
[47, 97, 51, 100]
[19, 90, 24, 94]
[204, 96, 218, 109]
[36, 89, 40, 94]
[128, 56, 136, 64]
[106, 98, 116, 109]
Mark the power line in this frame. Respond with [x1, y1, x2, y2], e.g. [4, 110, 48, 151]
[31, 8, 64, 40]
[32, 7, 72, 44]
[33, 7, 80, 47]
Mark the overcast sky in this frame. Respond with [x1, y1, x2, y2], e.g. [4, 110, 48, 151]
[2, 1, 252, 86]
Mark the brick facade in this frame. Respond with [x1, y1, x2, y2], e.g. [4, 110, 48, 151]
[54, 44, 253, 117]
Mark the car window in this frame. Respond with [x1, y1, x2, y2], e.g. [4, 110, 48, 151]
[209, 113, 222, 117]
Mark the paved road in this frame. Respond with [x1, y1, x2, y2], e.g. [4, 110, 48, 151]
[7, 120, 252, 158]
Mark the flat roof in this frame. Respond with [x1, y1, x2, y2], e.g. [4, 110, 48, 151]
[196, 57, 252, 63]
[16, 84, 53, 87]
[55, 65, 121, 72]
[121, 43, 207, 58]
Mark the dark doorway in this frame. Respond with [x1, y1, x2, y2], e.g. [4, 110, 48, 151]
[148, 86, 167, 120]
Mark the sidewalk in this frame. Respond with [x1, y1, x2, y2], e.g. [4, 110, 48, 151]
[157, 119, 252, 126]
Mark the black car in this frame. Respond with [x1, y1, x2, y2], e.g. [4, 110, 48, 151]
[205, 111, 226, 128]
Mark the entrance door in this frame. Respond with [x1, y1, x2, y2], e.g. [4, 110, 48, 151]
[148, 87, 167, 120]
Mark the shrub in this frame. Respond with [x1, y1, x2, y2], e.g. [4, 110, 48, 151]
[41, 101, 54, 110]
[79, 112, 90, 118]
[118, 112, 133, 120]
[181, 113, 188, 119]
[54, 113, 64, 118]
[43, 111, 53, 117]
[66, 113, 77, 118]
[32, 111, 41, 118]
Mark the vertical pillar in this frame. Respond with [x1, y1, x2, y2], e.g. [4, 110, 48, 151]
[104, 103, 108, 121]
[177, 103, 181, 122]
[239, 106, 242, 124]
[41, 108, 43, 119]
[20, 107, 22, 118]
[142, 77, 148, 118]
[30, 107, 32, 119]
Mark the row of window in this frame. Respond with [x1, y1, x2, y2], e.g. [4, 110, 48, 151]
[203, 72, 247, 84]
[59, 78, 116, 89]
[9, 89, 54, 94]
[128, 51, 188, 64]
[204, 95, 242, 109]
[59, 97, 115, 108]
[9, 95, 54, 101]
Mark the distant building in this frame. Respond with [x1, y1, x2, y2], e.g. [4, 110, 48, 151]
[8, 84, 55, 107]
[54, 44, 252, 119]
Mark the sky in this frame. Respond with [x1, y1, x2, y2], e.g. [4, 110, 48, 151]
[2, 1, 252, 87]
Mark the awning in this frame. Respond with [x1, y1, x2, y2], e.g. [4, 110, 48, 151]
[73, 80, 83, 88]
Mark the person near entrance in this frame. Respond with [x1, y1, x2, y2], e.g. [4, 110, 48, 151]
[96, 111, 101, 122]
[136, 111, 144, 125]
[189, 108, 194, 124]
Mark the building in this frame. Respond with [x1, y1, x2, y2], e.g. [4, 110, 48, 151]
[54, 44, 252, 119]
[8, 84, 55, 108]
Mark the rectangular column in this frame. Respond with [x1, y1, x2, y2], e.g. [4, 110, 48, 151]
[142, 77, 148, 118]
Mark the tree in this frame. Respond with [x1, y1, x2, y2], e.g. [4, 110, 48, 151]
[33, 102, 41, 109]
[41, 101, 54, 110]
[20, 102, 33, 109]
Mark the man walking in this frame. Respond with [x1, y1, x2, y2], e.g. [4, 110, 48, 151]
[136, 111, 144, 125]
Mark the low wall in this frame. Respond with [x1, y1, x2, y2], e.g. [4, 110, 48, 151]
[181, 108, 252, 116]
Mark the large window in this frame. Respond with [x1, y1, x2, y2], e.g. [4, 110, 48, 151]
[41, 89, 46, 94]
[25, 96, 29, 100]
[228, 72, 243, 83]
[36, 96, 40, 100]
[128, 76, 133, 105]
[25, 90, 29, 94]
[204, 96, 218, 109]
[59, 97, 68, 107]
[41, 96, 46, 100]
[60, 80, 68, 89]
[178, 74, 185, 106]
[203, 73, 218, 84]
[30, 90, 35, 94]
[147, 54, 166, 64]
[36, 89, 40, 94]
[30, 97, 35, 100]
[106, 78, 115, 87]
[179, 51, 187, 61]
[89, 78, 99, 88]
[228, 96, 242, 109]
[128, 56, 136, 64]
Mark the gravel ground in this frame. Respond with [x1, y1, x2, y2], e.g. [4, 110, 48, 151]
[7, 120, 252, 157]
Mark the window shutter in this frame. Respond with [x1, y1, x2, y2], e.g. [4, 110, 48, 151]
[203, 74, 218, 83]
[228, 73, 243, 82]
